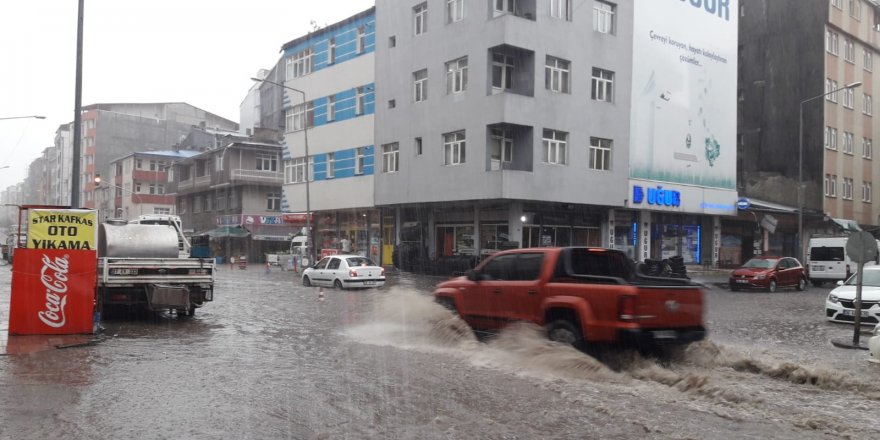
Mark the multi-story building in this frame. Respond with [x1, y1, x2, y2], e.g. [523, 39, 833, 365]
[76, 102, 238, 209]
[167, 133, 289, 263]
[268, 7, 381, 262]
[50, 124, 73, 206]
[100, 150, 201, 221]
[737, 0, 880, 261]
[374, 0, 738, 265]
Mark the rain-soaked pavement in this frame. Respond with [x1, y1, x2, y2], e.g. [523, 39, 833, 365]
[1, 261, 879, 439]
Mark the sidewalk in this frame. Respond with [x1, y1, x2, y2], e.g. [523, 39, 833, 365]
[687, 267, 732, 289]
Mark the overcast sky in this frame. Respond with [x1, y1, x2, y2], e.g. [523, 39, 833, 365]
[0, 0, 374, 192]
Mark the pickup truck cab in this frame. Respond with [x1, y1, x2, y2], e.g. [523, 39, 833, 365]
[433, 247, 705, 349]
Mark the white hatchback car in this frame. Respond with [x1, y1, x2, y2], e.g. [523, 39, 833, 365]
[825, 266, 880, 326]
[302, 255, 386, 289]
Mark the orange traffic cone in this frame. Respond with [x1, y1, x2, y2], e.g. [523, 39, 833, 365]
[318, 288, 325, 301]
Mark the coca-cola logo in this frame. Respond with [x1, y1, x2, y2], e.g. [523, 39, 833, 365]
[38, 254, 70, 328]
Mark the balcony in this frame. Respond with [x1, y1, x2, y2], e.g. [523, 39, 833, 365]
[133, 170, 168, 182]
[231, 168, 283, 185]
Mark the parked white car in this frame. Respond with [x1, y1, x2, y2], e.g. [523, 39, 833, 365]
[825, 266, 880, 325]
[869, 324, 880, 364]
[302, 255, 385, 289]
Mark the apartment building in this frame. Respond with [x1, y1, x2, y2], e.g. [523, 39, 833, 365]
[100, 150, 200, 221]
[267, 8, 381, 262]
[374, 0, 738, 264]
[737, 0, 880, 260]
[50, 124, 73, 206]
[76, 102, 238, 209]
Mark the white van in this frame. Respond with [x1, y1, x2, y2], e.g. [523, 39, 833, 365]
[278, 236, 310, 270]
[808, 236, 879, 286]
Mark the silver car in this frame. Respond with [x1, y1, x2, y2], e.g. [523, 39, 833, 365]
[301, 255, 386, 289]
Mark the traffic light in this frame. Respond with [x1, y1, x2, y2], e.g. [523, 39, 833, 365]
[94, 173, 101, 187]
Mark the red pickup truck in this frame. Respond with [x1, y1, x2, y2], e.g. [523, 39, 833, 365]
[433, 247, 706, 349]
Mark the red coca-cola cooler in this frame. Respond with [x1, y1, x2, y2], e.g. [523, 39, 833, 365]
[8, 249, 97, 335]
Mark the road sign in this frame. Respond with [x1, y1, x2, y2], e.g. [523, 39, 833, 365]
[845, 231, 878, 264]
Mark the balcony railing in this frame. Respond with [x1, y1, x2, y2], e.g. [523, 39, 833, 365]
[231, 169, 283, 184]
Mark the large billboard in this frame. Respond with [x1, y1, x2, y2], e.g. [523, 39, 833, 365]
[630, 0, 738, 190]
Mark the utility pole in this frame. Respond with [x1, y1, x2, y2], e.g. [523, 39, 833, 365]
[71, 0, 84, 208]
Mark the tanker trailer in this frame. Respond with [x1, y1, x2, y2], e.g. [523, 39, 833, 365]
[97, 220, 214, 316]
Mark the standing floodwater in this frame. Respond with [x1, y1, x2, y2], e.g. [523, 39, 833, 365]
[1, 264, 878, 439]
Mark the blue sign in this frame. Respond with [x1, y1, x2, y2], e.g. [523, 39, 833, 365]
[633, 185, 681, 207]
[736, 198, 750, 210]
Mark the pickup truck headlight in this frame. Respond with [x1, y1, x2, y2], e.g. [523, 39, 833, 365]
[828, 294, 840, 304]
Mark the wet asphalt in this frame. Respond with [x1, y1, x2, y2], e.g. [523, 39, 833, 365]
[0, 262, 878, 439]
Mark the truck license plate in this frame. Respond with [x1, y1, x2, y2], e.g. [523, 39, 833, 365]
[653, 330, 677, 339]
[111, 268, 138, 276]
[812, 265, 824, 271]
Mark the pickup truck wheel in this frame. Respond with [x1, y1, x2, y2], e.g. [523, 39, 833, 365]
[177, 305, 195, 318]
[546, 319, 584, 349]
[302, 276, 311, 287]
[435, 297, 458, 315]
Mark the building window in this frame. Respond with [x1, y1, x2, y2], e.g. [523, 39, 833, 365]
[589, 137, 612, 170]
[591, 68, 614, 102]
[267, 193, 281, 211]
[826, 79, 839, 102]
[414, 69, 428, 102]
[414, 2, 428, 35]
[193, 195, 203, 213]
[543, 129, 568, 165]
[843, 177, 854, 200]
[256, 152, 278, 171]
[489, 128, 513, 168]
[832, 0, 843, 9]
[844, 38, 855, 63]
[135, 183, 142, 193]
[204, 194, 213, 212]
[844, 131, 854, 154]
[388, 99, 396, 109]
[864, 94, 873, 115]
[494, 0, 514, 15]
[447, 0, 464, 23]
[864, 49, 873, 71]
[863, 181, 873, 202]
[286, 49, 313, 80]
[826, 127, 838, 150]
[326, 152, 335, 178]
[415, 137, 423, 156]
[551, 0, 572, 20]
[135, 159, 143, 169]
[443, 131, 466, 165]
[355, 147, 366, 175]
[593, 1, 615, 34]
[286, 102, 313, 132]
[285, 157, 311, 184]
[382, 142, 400, 172]
[850, 0, 862, 19]
[148, 183, 165, 195]
[356, 86, 366, 115]
[389, 36, 396, 47]
[154, 207, 171, 215]
[545, 56, 571, 93]
[825, 174, 838, 197]
[864, 138, 873, 159]
[328, 38, 336, 64]
[356, 26, 366, 54]
[446, 57, 468, 94]
[326, 96, 336, 122]
[844, 87, 855, 108]
[491, 52, 515, 92]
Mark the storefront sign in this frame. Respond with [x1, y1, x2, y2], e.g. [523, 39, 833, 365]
[26, 209, 96, 250]
[282, 213, 314, 224]
[243, 215, 283, 225]
[633, 185, 682, 207]
[736, 198, 750, 210]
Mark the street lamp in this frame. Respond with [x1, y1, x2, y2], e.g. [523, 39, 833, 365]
[798, 81, 862, 263]
[0, 115, 46, 121]
[250, 76, 314, 265]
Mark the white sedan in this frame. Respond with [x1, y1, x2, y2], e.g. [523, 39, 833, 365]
[302, 255, 386, 289]
[825, 266, 880, 325]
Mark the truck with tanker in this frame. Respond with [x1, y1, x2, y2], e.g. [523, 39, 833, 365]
[97, 217, 214, 316]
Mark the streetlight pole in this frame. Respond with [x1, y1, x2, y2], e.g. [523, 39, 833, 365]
[250, 77, 314, 265]
[798, 81, 862, 263]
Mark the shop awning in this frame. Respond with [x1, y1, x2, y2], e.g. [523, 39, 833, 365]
[830, 217, 862, 232]
[744, 198, 798, 213]
[243, 224, 302, 241]
[205, 226, 250, 238]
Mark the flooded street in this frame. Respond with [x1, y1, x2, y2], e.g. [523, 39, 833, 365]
[1, 263, 879, 439]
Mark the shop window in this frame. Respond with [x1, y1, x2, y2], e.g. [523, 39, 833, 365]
[436, 225, 475, 257]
